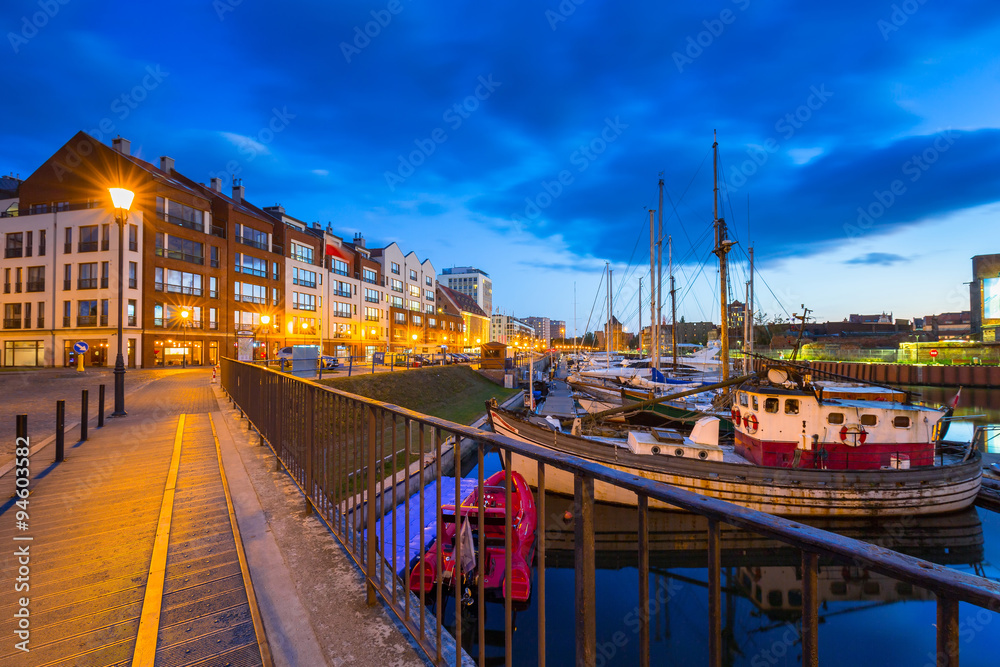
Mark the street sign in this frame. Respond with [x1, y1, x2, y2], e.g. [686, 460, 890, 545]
[74, 341, 89, 354]
[930, 349, 939, 358]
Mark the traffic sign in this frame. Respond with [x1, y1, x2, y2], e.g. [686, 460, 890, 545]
[74, 341, 90, 354]
[929, 349, 939, 358]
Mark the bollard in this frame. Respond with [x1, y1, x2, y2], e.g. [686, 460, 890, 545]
[16, 414, 27, 454]
[348, 356, 353, 377]
[98, 384, 106, 428]
[56, 400, 65, 462]
[81, 389, 89, 442]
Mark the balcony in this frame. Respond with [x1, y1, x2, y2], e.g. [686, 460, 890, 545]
[153, 318, 163, 327]
[210, 224, 226, 239]
[78, 278, 98, 289]
[156, 248, 204, 265]
[158, 211, 204, 233]
[101, 277, 109, 289]
[364, 315, 380, 322]
[63, 279, 71, 291]
[14, 282, 21, 293]
[64, 243, 71, 254]
[365, 295, 379, 304]
[100, 315, 108, 326]
[78, 241, 98, 253]
[63, 316, 70, 327]
[77, 315, 97, 327]
[26, 281, 45, 292]
[5, 248, 22, 258]
[165, 285, 202, 296]
[102, 239, 109, 251]
[235, 235, 268, 251]
[332, 289, 351, 298]
[3, 318, 22, 329]
[208, 321, 219, 330]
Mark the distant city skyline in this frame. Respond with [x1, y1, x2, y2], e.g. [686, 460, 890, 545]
[4, 2, 999, 333]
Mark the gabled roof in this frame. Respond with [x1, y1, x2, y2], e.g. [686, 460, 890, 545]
[438, 285, 488, 318]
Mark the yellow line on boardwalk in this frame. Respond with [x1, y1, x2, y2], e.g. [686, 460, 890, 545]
[130, 413, 185, 667]
[209, 412, 274, 667]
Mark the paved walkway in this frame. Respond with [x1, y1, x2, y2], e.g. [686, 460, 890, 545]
[0, 370, 427, 667]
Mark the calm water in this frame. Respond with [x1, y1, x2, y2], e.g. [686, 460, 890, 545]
[449, 385, 1000, 666]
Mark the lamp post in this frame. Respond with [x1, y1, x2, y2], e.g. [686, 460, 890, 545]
[180, 309, 190, 368]
[260, 314, 271, 363]
[108, 187, 133, 417]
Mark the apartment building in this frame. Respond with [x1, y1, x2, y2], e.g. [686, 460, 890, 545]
[371, 243, 437, 352]
[343, 233, 387, 358]
[437, 285, 487, 351]
[490, 313, 535, 346]
[522, 316, 552, 347]
[438, 266, 492, 314]
[1, 205, 143, 367]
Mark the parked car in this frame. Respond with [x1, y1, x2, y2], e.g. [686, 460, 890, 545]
[277, 346, 293, 360]
[320, 355, 340, 370]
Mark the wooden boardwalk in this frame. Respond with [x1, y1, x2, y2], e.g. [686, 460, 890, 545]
[0, 374, 269, 667]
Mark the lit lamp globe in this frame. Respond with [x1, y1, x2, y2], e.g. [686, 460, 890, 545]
[109, 187, 135, 212]
[260, 315, 271, 326]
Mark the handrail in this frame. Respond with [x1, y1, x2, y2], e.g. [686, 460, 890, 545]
[220, 357, 1000, 666]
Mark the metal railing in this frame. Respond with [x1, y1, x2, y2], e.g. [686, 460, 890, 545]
[221, 358, 1000, 667]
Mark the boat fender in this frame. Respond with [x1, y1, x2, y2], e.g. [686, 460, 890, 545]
[839, 424, 867, 446]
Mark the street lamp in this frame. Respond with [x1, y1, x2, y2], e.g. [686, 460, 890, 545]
[180, 309, 190, 368]
[108, 187, 133, 417]
[260, 314, 271, 362]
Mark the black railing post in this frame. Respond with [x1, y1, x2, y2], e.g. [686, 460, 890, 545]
[55, 400, 65, 462]
[98, 384, 105, 427]
[80, 389, 89, 442]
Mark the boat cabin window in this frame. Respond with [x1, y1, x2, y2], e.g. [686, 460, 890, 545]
[767, 590, 783, 607]
[739, 392, 748, 407]
[893, 415, 910, 428]
[764, 398, 779, 413]
[752, 395, 758, 411]
[784, 399, 799, 415]
[827, 412, 845, 425]
[860, 414, 877, 426]
[787, 589, 803, 608]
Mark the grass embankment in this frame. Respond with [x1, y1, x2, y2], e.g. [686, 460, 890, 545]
[319, 365, 517, 425]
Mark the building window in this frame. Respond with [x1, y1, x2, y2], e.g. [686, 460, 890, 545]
[128, 224, 137, 251]
[209, 307, 218, 330]
[409, 269, 417, 281]
[64, 227, 72, 254]
[290, 241, 314, 264]
[78, 263, 98, 289]
[100, 299, 109, 327]
[209, 276, 218, 299]
[391, 262, 400, 275]
[333, 281, 351, 298]
[78, 300, 98, 327]
[365, 288, 380, 303]
[25, 231, 32, 257]
[234, 224, 268, 251]
[210, 245, 219, 268]
[411, 315, 422, 325]
[2, 268, 8, 293]
[3, 341, 44, 367]
[272, 287, 279, 306]
[408, 284, 420, 297]
[333, 302, 352, 318]
[425, 304, 434, 314]
[5, 232, 23, 258]
[425, 289, 434, 301]
[101, 261, 109, 289]
[127, 299, 136, 326]
[129, 262, 137, 289]
[391, 279, 403, 293]
[332, 259, 349, 277]
[154, 302, 163, 327]
[38, 229, 45, 256]
[235, 282, 266, 304]
[408, 300, 420, 311]
[362, 268, 377, 284]
[79, 225, 99, 252]
[157, 197, 205, 232]
[272, 261, 279, 281]
[165, 270, 202, 295]
[391, 295, 403, 308]
[292, 292, 317, 311]
[365, 307, 379, 322]
[3, 303, 22, 329]
[293, 267, 317, 288]
[37, 301, 43, 328]
[425, 276, 432, 286]
[26, 266, 45, 292]
[394, 312, 406, 324]
[23, 303, 31, 329]
[157, 235, 204, 265]
[101, 224, 110, 251]
[63, 301, 70, 327]
[236, 252, 267, 277]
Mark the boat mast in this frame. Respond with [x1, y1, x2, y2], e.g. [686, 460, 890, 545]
[573, 281, 578, 358]
[657, 176, 664, 372]
[649, 209, 656, 370]
[712, 130, 732, 382]
[670, 236, 677, 371]
[747, 246, 755, 373]
[608, 266, 613, 357]
[638, 276, 642, 355]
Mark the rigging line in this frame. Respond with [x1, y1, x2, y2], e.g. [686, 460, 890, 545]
[581, 264, 607, 340]
[754, 268, 793, 320]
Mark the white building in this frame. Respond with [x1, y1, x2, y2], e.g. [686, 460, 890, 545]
[1, 206, 144, 367]
[490, 313, 535, 346]
[438, 266, 492, 315]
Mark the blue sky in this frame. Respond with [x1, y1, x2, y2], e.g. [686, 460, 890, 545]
[4, 0, 1000, 333]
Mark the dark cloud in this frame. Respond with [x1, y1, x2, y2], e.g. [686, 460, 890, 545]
[844, 253, 910, 266]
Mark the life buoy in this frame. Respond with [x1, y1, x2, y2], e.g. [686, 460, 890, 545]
[839, 424, 867, 446]
[731, 406, 741, 424]
[743, 413, 759, 434]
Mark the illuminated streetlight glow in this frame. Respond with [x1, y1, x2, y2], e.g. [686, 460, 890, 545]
[260, 314, 271, 325]
[109, 187, 135, 211]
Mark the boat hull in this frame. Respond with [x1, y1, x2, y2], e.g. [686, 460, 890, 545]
[489, 409, 982, 517]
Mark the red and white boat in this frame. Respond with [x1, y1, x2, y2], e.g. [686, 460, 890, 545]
[408, 470, 537, 603]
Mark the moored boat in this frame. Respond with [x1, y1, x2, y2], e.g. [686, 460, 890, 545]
[486, 398, 982, 517]
[408, 469, 537, 603]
